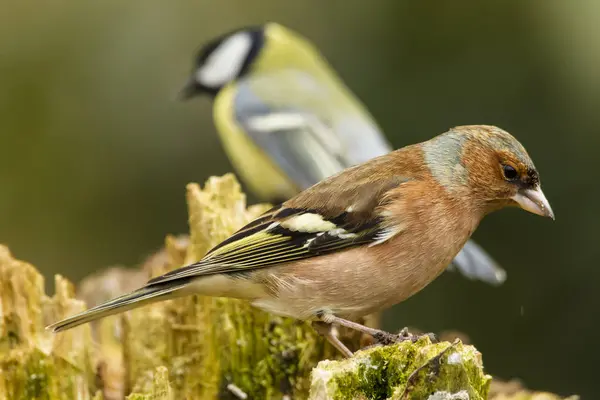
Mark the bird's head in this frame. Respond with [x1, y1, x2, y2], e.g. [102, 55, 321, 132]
[178, 25, 266, 99]
[178, 23, 324, 100]
[423, 125, 554, 219]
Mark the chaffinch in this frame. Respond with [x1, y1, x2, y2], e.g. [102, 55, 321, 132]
[49, 125, 553, 357]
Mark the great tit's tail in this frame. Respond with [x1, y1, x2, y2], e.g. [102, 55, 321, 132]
[449, 240, 507, 286]
[46, 278, 191, 333]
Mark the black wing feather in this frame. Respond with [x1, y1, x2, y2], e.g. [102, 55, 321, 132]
[147, 208, 384, 286]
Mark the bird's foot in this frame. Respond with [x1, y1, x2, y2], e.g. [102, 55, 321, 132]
[372, 330, 402, 345]
[373, 327, 439, 345]
[395, 327, 439, 343]
[316, 315, 440, 356]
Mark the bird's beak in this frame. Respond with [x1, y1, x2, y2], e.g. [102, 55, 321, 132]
[511, 186, 555, 220]
[177, 77, 200, 101]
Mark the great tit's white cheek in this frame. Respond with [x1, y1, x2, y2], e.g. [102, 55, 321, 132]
[196, 31, 253, 87]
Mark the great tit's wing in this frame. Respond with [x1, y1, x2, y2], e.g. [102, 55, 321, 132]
[447, 240, 507, 285]
[243, 110, 348, 190]
[227, 71, 392, 191]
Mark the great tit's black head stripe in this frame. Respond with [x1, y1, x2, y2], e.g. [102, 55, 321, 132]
[194, 26, 265, 92]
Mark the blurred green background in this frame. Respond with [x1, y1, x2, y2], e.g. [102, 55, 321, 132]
[1, 0, 597, 397]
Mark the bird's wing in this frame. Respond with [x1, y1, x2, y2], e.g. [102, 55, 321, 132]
[223, 70, 392, 191]
[242, 110, 348, 190]
[147, 174, 406, 286]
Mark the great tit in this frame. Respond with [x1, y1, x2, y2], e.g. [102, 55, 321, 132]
[178, 23, 506, 286]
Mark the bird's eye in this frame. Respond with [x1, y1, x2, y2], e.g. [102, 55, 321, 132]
[502, 164, 519, 181]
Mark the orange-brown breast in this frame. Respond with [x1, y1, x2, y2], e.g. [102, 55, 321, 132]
[251, 152, 482, 321]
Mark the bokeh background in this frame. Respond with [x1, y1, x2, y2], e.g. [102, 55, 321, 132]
[2, 0, 598, 397]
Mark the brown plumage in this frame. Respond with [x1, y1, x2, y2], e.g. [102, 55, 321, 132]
[47, 125, 554, 357]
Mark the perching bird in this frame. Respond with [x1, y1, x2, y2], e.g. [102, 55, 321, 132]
[48, 125, 554, 357]
[178, 23, 507, 286]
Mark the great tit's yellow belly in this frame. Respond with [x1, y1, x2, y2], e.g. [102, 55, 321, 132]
[213, 85, 299, 201]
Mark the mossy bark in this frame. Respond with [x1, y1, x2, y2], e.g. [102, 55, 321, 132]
[0, 246, 98, 399]
[0, 174, 577, 400]
[309, 337, 491, 400]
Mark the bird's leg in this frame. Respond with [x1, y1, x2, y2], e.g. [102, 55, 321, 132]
[319, 314, 401, 345]
[317, 313, 438, 349]
[311, 321, 354, 358]
[318, 314, 438, 345]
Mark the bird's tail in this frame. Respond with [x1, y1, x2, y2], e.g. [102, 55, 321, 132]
[46, 279, 191, 333]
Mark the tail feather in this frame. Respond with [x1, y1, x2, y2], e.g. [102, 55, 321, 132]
[46, 280, 191, 333]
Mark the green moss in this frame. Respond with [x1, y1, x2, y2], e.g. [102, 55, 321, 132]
[309, 338, 492, 400]
[0, 347, 96, 400]
[215, 301, 337, 399]
[1, 349, 52, 400]
[23, 360, 51, 400]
